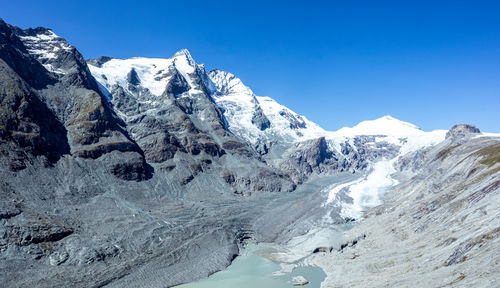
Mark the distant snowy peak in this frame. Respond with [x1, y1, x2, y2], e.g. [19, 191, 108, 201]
[335, 115, 424, 137]
[326, 115, 447, 158]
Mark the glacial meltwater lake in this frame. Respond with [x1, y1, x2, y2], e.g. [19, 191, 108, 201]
[176, 173, 370, 288]
[177, 244, 326, 288]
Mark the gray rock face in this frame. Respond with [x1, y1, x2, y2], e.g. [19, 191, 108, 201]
[446, 124, 481, 143]
[86, 56, 113, 68]
[251, 105, 271, 131]
[277, 135, 401, 184]
[165, 67, 190, 96]
[279, 109, 307, 129]
[280, 137, 341, 183]
[126, 68, 141, 86]
[0, 19, 150, 181]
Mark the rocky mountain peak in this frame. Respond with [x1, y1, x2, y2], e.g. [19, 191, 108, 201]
[14, 26, 76, 75]
[446, 124, 481, 141]
[172, 48, 196, 67]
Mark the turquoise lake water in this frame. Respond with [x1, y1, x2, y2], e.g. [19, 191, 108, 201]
[177, 244, 326, 288]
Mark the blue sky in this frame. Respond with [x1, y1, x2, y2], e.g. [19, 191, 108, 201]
[3, 1, 500, 132]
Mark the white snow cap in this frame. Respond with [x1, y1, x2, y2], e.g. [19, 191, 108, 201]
[335, 115, 424, 137]
[88, 48, 203, 98]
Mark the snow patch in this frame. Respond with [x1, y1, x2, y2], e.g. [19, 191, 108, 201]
[89, 57, 175, 97]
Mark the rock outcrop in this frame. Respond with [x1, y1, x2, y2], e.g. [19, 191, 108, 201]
[445, 123, 481, 143]
[279, 137, 342, 183]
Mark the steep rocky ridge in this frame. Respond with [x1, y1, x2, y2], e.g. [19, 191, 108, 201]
[0, 19, 150, 180]
[87, 50, 295, 193]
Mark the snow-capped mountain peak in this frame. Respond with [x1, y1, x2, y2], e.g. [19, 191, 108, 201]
[208, 69, 325, 144]
[335, 115, 424, 137]
[88, 50, 446, 158]
[89, 48, 208, 99]
[172, 48, 197, 72]
[173, 48, 193, 59]
[16, 28, 74, 74]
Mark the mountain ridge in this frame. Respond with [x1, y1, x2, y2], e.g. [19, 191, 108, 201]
[0, 19, 498, 288]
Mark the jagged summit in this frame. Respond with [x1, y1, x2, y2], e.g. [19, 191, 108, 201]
[87, 48, 213, 101]
[88, 52, 326, 144]
[11, 25, 77, 75]
[172, 48, 193, 59]
[0, 18, 53, 36]
[171, 48, 198, 71]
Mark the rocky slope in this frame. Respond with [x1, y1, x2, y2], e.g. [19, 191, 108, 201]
[0, 20, 294, 288]
[0, 18, 498, 288]
[0, 19, 151, 180]
[308, 125, 500, 287]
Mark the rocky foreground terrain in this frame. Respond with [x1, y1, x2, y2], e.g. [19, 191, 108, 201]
[0, 18, 499, 287]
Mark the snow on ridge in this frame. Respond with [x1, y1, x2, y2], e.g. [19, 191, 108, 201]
[334, 115, 424, 137]
[256, 96, 325, 136]
[209, 69, 255, 97]
[88, 50, 447, 152]
[208, 68, 326, 144]
[18, 29, 73, 74]
[89, 49, 204, 99]
[89, 57, 174, 97]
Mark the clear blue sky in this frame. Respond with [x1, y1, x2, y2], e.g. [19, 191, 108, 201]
[3, 1, 500, 132]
